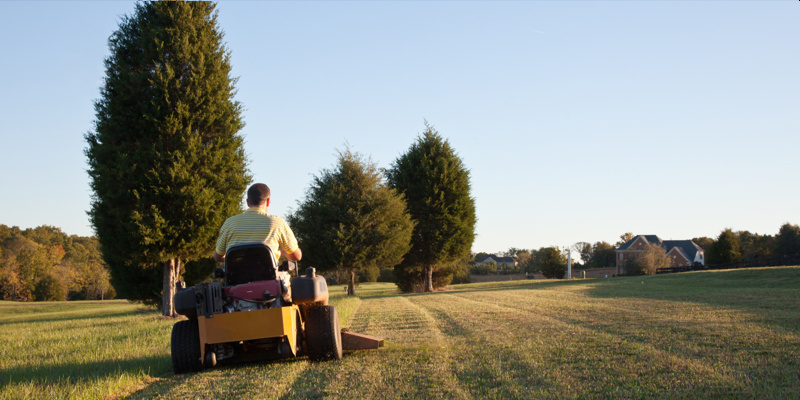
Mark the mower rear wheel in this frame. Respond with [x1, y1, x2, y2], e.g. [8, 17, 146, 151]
[171, 319, 203, 374]
[305, 305, 342, 361]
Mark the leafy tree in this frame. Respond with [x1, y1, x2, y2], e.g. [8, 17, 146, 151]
[535, 247, 567, 279]
[502, 247, 527, 258]
[85, 2, 249, 316]
[514, 250, 532, 267]
[387, 124, 476, 292]
[0, 269, 31, 302]
[0, 225, 113, 302]
[288, 149, 414, 296]
[572, 242, 592, 267]
[774, 223, 800, 258]
[737, 231, 774, 260]
[623, 243, 669, 275]
[616, 232, 635, 247]
[708, 228, 742, 264]
[692, 237, 715, 255]
[473, 252, 490, 263]
[590, 241, 616, 268]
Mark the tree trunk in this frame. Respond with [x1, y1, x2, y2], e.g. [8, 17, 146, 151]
[423, 265, 434, 292]
[162, 257, 180, 317]
[347, 269, 357, 296]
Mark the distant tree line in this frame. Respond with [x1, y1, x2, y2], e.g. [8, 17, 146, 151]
[0, 225, 115, 301]
[471, 241, 617, 280]
[469, 222, 800, 280]
[694, 223, 800, 265]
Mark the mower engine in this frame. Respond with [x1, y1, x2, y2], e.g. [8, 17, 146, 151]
[223, 280, 286, 312]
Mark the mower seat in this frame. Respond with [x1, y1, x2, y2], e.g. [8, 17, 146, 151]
[224, 243, 278, 286]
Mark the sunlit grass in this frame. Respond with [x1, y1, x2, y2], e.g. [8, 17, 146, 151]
[0, 301, 173, 399]
[1, 267, 798, 399]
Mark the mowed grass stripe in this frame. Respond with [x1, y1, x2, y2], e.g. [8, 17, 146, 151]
[316, 295, 472, 400]
[413, 282, 798, 399]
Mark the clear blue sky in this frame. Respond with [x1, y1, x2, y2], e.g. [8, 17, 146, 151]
[1, 1, 797, 255]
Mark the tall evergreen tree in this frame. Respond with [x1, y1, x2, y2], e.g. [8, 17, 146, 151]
[386, 124, 476, 292]
[288, 149, 414, 296]
[85, 1, 249, 316]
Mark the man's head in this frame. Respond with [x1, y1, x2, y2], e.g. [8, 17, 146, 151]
[247, 183, 271, 208]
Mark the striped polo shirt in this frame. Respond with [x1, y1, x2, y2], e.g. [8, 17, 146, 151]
[215, 208, 299, 258]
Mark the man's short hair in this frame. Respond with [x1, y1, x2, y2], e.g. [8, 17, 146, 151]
[247, 183, 271, 206]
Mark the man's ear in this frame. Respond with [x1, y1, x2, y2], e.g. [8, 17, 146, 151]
[246, 199, 251, 208]
[265, 198, 271, 207]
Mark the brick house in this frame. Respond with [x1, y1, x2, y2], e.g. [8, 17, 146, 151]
[616, 235, 705, 275]
[476, 255, 517, 267]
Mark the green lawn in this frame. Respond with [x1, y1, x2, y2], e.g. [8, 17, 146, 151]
[1, 267, 798, 399]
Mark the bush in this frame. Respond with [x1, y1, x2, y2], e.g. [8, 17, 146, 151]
[394, 262, 459, 293]
[469, 263, 496, 275]
[34, 274, 66, 301]
[103, 285, 117, 300]
[451, 261, 471, 284]
[377, 268, 395, 283]
[498, 263, 522, 275]
[358, 266, 380, 283]
[624, 244, 670, 276]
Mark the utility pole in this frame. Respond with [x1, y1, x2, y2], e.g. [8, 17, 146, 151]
[567, 248, 572, 279]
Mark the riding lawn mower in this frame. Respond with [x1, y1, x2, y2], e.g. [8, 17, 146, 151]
[170, 242, 383, 374]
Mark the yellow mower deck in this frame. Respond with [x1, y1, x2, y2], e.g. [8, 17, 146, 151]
[198, 305, 301, 362]
[196, 304, 384, 363]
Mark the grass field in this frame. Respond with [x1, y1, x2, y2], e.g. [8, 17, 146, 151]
[1, 267, 798, 399]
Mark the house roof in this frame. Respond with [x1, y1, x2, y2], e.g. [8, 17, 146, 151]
[479, 255, 516, 264]
[617, 235, 661, 251]
[662, 240, 704, 261]
[617, 235, 704, 261]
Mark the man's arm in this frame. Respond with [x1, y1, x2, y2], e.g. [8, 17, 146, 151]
[213, 251, 225, 263]
[281, 248, 302, 262]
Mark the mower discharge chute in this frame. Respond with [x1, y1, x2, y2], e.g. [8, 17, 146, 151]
[170, 242, 383, 374]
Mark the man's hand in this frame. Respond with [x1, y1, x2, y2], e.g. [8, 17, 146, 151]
[213, 251, 225, 263]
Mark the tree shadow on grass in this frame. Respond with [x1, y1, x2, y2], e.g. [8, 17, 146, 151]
[358, 278, 590, 300]
[0, 309, 146, 327]
[0, 354, 171, 387]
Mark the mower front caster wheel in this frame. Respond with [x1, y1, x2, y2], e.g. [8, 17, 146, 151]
[305, 305, 343, 361]
[171, 319, 203, 374]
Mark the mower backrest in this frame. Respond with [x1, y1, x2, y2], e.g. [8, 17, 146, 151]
[224, 243, 278, 286]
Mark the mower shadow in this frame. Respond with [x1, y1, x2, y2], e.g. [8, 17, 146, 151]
[126, 356, 345, 399]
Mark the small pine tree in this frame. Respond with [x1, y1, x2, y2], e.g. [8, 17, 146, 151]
[288, 149, 414, 296]
[387, 124, 476, 292]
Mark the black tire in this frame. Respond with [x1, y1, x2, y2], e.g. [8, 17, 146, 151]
[171, 319, 203, 374]
[305, 305, 342, 361]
